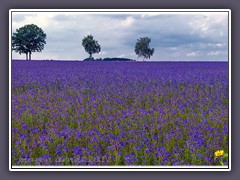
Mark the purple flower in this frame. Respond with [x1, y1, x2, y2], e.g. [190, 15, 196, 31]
[12, 61, 229, 166]
[55, 149, 62, 155]
[124, 153, 138, 165]
[63, 147, 69, 153]
[36, 155, 52, 165]
[72, 147, 82, 155]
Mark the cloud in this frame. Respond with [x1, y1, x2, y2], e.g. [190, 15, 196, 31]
[99, 51, 107, 55]
[207, 51, 227, 56]
[118, 54, 126, 58]
[188, 12, 228, 39]
[53, 14, 72, 21]
[215, 43, 226, 48]
[120, 16, 135, 27]
[11, 11, 229, 61]
[12, 14, 34, 22]
[186, 51, 200, 57]
[12, 12, 57, 31]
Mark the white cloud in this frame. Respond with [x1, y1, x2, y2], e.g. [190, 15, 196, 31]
[120, 16, 135, 27]
[118, 54, 125, 58]
[168, 47, 178, 51]
[215, 43, 225, 48]
[207, 51, 226, 56]
[204, 43, 226, 48]
[140, 12, 163, 18]
[186, 51, 200, 57]
[12, 12, 59, 31]
[188, 12, 228, 38]
[11, 11, 229, 61]
[99, 51, 107, 55]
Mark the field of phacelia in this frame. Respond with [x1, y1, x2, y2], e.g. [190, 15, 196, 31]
[11, 60, 229, 166]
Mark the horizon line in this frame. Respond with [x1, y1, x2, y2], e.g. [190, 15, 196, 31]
[11, 59, 229, 62]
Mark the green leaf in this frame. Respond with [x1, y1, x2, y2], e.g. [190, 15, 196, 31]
[220, 160, 224, 166]
[12, 24, 47, 60]
[135, 37, 154, 60]
[82, 34, 101, 59]
[223, 153, 228, 158]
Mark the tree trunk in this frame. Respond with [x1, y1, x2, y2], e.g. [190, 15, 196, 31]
[29, 52, 32, 60]
[26, 53, 28, 60]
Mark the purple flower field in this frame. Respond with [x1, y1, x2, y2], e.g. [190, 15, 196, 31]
[11, 60, 229, 166]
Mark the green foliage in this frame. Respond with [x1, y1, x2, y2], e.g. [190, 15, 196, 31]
[135, 37, 154, 61]
[12, 24, 47, 60]
[82, 34, 101, 59]
[83, 57, 135, 61]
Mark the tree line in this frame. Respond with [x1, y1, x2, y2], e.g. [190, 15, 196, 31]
[12, 24, 154, 61]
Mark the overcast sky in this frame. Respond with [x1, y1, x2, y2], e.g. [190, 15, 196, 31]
[11, 10, 229, 61]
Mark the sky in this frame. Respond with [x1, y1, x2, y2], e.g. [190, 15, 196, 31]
[11, 10, 229, 61]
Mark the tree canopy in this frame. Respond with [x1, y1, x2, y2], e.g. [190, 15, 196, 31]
[12, 24, 47, 60]
[135, 37, 154, 61]
[82, 35, 101, 60]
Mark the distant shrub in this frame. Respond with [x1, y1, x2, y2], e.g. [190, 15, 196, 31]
[83, 57, 95, 61]
[83, 57, 136, 61]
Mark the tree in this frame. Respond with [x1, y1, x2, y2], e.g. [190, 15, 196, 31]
[12, 24, 46, 60]
[135, 37, 154, 61]
[82, 35, 101, 60]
